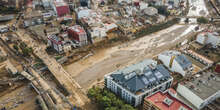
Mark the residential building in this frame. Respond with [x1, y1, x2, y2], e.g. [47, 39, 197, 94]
[196, 32, 220, 48]
[76, 7, 95, 19]
[0, 15, 14, 22]
[23, 11, 43, 28]
[79, 0, 91, 7]
[118, 0, 132, 4]
[77, 7, 117, 43]
[143, 88, 192, 110]
[142, 7, 158, 16]
[215, 63, 220, 73]
[0, 0, 22, 8]
[0, 25, 9, 33]
[146, 0, 185, 7]
[47, 34, 72, 53]
[104, 59, 173, 107]
[177, 72, 220, 109]
[42, 0, 53, 8]
[117, 19, 133, 35]
[158, 50, 193, 76]
[67, 25, 88, 46]
[184, 50, 214, 66]
[52, 0, 70, 17]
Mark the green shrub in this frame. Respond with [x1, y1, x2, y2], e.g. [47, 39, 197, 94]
[88, 87, 136, 110]
[135, 18, 180, 38]
[197, 17, 209, 24]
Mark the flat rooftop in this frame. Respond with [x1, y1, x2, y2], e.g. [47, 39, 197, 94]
[182, 72, 220, 100]
[145, 89, 192, 110]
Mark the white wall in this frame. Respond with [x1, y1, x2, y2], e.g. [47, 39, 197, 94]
[206, 33, 220, 48]
[158, 54, 186, 76]
[105, 74, 173, 107]
[172, 59, 185, 76]
[177, 84, 204, 109]
[196, 34, 206, 45]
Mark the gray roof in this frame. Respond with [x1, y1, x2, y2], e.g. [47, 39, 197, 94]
[143, 7, 158, 16]
[161, 50, 192, 70]
[110, 59, 172, 93]
[0, 15, 14, 21]
[183, 72, 220, 100]
[175, 55, 192, 70]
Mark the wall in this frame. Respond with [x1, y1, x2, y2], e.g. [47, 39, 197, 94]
[177, 84, 204, 109]
[158, 54, 185, 76]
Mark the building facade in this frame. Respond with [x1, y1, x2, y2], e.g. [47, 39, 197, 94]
[196, 32, 220, 48]
[52, 1, 70, 17]
[143, 88, 192, 110]
[104, 59, 173, 107]
[47, 34, 72, 53]
[68, 25, 88, 46]
[177, 72, 220, 109]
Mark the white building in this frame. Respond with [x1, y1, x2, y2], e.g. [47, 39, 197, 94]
[77, 7, 117, 43]
[177, 72, 220, 110]
[104, 59, 173, 107]
[158, 50, 193, 76]
[47, 34, 72, 53]
[0, 25, 9, 33]
[118, 0, 132, 4]
[146, 0, 185, 7]
[196, 32, 220, 48]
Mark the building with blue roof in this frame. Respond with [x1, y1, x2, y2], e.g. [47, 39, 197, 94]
[104, 59, 173, 107]
[158, 50, 193, 76]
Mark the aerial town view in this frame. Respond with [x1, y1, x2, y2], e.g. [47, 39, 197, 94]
[0, 0, 220, 110]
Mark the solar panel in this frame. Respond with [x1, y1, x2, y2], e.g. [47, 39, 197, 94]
[149, 77, 156, 82]
[155, 71, 163, 79]
[141, 77, 149, 85]
[144, 71, 152, 77]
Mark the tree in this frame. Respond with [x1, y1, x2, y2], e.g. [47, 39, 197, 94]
[13, 45, 19, 51]
[197, 17, 208, 24]
[19, 42, 27, 49]
[105, 107, 118, 110]
[22, 47, 33, 56]
[121, 104, 135, 110]
[87, 87, 136, 110]
[185, 18, 189, 23]
[87, 87, 102, 101]
[101, 96, 112, 108]
[113, 99, 124, 108]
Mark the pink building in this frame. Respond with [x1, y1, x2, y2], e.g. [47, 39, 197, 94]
[53, 1, 70, 17]
[67, 25, 88, 46]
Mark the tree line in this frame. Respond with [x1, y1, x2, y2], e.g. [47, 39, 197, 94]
[87, 87, 136, 110]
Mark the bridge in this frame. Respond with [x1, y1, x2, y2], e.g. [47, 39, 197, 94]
[20, 69, 73, 110]
[16, 29, 89, 108]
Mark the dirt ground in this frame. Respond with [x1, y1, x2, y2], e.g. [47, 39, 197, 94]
[64, 24, 198, 89]
[0, 85, 38, 110]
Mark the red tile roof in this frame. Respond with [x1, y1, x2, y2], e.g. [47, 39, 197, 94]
[215, 63, 220, 73]
[68, 25, 86, 35]
[145, 89, 192, 110]
[54, 1, 70, 17]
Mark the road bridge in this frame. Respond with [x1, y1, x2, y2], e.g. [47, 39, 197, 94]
[16, 29, 89, 107]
